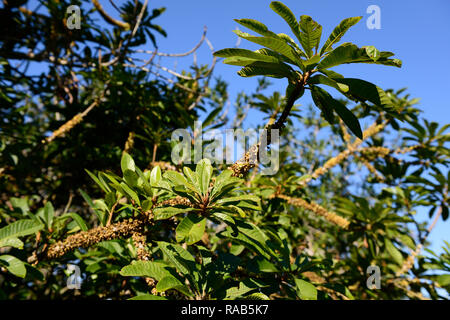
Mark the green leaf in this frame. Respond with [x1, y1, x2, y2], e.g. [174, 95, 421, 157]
[79, 188, 96, 209]
[234, 18, 278, 38]
[0, 237, 24, 249]
[121, 152, 136, 173]
[210, 170, 237, 199]
[269, 1, 302, 44]
[244, 293, 270, 300]
[298, 15, 322, 57]
[364, 45, 380, 61]
[397, 233, 416, 250]
[67, 213, 88, 231]
[120, 260, 172, 281]
[157, 241, 196, 277]
[196, 158, 213, 195]
[294, 278, 317, 300]
[308, 74, 349, 92]
[237, 61, 293, 79]
[318, 43, 401, 69]
[310, 86, 336, 125]
[320, 16, 362, 56]
[333, 78, 391, 107]
[222, 57, 258, 67]
[385, 238, 403, 266]
[153, 207, 197, 220]
[0, 255, 27, 278]
[211, 212, 235, 225]
[203, 106, 222, 127]
[123, 169, 139, 187]
[225, 281, 260, 300]
[275, 34, 306, 58]
[219, 220, 272, 260]
[85, 169, 110, 193]
[233, 30, 302, 66]
[0, 219, 44, 241]
[303, 54, 321, 69]
[129, 294, 167, 300]
[120, 182, 140, 206]
[216, 195, 260, 205]
[318, 43, 361, 69]
[43, 201, 54, 229]
[175, 214, 206, 245]
[163, 170, 188, 186]
[214, 48, 280, 64]
[156, 275, 190, 295]
[311, 86, 362, 138]
[436, 274, 450, 287]
[182, 167, 200, 193]
[319, 69, 344, 79]
[150, 166, 162, 187]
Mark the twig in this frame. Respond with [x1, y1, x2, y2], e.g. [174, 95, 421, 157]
[134, 26, 207, 57]
[92, 0, 130, 29]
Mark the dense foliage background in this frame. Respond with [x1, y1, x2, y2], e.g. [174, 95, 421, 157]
[0, 0, 448, 300]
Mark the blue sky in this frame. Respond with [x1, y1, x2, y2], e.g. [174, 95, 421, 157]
[141, 0, 449, 254]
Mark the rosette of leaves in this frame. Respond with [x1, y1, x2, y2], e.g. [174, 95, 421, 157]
[155, 159, 262, 245]
[213, 1, 402, 139]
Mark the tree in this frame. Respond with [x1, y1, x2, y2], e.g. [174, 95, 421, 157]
[0, 1, 448, 300]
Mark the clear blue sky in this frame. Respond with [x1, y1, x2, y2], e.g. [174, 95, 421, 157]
[143, 0, 450, 253]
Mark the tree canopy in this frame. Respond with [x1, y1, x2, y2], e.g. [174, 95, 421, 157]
[0, 0, 448, 300]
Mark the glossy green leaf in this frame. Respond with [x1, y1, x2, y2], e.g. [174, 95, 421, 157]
[237, 61, 293, 79]
[216, 195, 260, 205]
[196, 158, 213, 195]
[308, 74, 349, 92]
[385, 238, 404, 266]
[157, 241, 196, 277]
[294, 278, 317, 300]
[214, 48, 280, 64]
[85, 169, 110, 193]
[150, 166, 161, 186]
[233, 30, 301, 66]
[123, 169, 138, 187]
[120, 182, 140, 206]
[67, 212, 88, 231]
[234, 18, 278, 38]
[129, 294, 167, 300]
[310, 86, 336, 125]
[0, 255, 26, 278]
[175, 214, 206, 245]
[318, 43, 401, 69]
[163, 170, 188, 187]
[298, 15, 322, 57]
[211, 212, 235, 225]
[364, 45, 380, 61]
[156, 275, 190, 295]
[121, 152, 136, 173]
[0, 219, 44, 241]
[320, 16, 362, 55]
[311, 86, 362, 138]
[0, 237, 23, 249]
[43, 201, 54, 229]
[153, 207, 197, 220]
[269, 1, 302, 43]
[182, 167, 200, 192]
[120, 260, 172, 281]
[334, 78, 391, 106]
